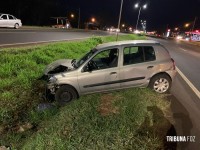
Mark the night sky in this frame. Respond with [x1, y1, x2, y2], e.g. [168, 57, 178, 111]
[1, 0, 200, 31]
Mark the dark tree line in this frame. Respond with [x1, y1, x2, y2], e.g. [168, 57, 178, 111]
[0, 0, 68, 25]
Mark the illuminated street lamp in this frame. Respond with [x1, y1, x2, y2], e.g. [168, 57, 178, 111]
[91, 17, 96, 23]
[135, 3, 147, 31]
[69, 8, 81, 29]
[175, 27, 178, 31]
[71, 14, 74, 18]
[122, 24, 125, 27]
[185, 23, 190, 28]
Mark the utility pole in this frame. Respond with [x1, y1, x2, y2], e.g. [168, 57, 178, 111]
[136, 7, 141, 31]
[191, 17, 197, 32]
[116, 0, 124, 41]
[78, 8, 80, 29]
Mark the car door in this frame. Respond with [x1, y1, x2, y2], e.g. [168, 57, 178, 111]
[119, 45, 156, 88]
[78, 48, 121, 94]
[8, 15, 15, 27]
[0, 14, 8, 27]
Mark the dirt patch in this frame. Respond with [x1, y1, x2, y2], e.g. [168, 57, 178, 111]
[98, 94, 121, 116]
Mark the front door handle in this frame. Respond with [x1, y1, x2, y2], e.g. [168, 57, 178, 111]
[110, 72, 117, 75]
[147, 66, 154, 69]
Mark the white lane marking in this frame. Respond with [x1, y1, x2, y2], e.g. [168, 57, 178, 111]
[0, 32, 36, 34]
[0, 37, 92, 47]
[176, 67, 200, 99]
[179, 48, 187, 51]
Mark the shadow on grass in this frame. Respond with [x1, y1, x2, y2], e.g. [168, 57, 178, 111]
[136, 106, 177, 150]
[167, 95, 193, 150]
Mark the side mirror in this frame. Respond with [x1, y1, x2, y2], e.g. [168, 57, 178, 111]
[71, 59, 76, 65]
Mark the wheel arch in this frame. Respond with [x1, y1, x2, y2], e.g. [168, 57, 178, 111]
[150, 72, 172, 82]
[14, 23, 19, 29]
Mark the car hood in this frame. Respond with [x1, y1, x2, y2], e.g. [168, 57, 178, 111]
[44, 59, 73, 75]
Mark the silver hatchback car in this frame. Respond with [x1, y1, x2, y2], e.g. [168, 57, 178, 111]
[44, 40, 176, 105]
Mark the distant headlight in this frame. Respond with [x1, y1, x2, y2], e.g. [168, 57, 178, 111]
[176, 36, 183, 40]
[185, 37, 190, 41]
[49, 76, 57, 83]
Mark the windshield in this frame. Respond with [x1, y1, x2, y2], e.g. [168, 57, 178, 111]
[74, 48, 97, 68]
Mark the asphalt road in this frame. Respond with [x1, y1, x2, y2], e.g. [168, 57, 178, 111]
[0, 28, 118, 47]
[148, 37, 200, 149]
[170, 74, 200, 149]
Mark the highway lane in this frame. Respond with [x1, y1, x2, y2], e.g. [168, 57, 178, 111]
[170, 74, 200, 149]
[0, 28, 118, 47]
[148, 37, 200, 149]
[148, 37, 200, 91]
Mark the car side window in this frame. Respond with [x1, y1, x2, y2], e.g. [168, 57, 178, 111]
[123, 46, 144, 65]
[1, 15, 8, 20]
[143, 46, 156, 61]
[84, 48, 119, 72]
[8, 15, 14, 20]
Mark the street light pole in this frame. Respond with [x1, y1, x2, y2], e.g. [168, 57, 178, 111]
[135, 4, 147, 31]
[191, 16, 197, 32]
[116, 0, 124, 41]
[78, 8, 80, 29]
[136, 7, 141, 31]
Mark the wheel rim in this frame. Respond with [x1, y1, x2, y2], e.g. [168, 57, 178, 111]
[15, 24, 19, 29]
[60, 91, 72, 102]
[153, 78, 169, 93]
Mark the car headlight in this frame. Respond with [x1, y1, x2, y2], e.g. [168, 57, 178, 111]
[49, 76, 57, 83]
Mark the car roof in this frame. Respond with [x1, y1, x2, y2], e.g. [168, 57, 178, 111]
[0, 13, 9, 16]
[95, 40, 160, 49]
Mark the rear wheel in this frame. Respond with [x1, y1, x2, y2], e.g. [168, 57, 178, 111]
[55, 85, 78, 105]
[149, 74, 171, 94]
[14, 23, 19, 29]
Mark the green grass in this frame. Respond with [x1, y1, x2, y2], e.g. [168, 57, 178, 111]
[0, 34, 145, 124]
[21, 89, 170, 150]
[0, 34, 173, 149]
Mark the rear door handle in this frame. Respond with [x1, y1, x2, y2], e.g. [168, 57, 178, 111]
[110, 72, 117, 75]
[147, 66, 154, 69]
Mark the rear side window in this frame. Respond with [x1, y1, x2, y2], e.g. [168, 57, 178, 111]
[143, 46, 156, 61]
[1, 15, 7, 20]
[123, 46, 156, 65]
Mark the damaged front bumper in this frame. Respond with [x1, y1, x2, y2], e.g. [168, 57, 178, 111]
[41, 75, 58, 101]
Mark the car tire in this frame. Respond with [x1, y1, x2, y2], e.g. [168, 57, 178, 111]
[148, 74, 171, 94]
[55, 85, 78, 105]
[14, 23, 19, 29]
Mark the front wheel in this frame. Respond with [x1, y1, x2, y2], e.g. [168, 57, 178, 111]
[148, 74, 171, 94]
[55, 85, 78, 105]
[14, 23, 19, 29]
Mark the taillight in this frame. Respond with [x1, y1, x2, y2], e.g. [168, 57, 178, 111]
[171, 58, 175, 70]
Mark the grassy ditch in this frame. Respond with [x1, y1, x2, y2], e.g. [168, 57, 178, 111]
[0, 34, 145, 125]
[0, 34, 175, 149]
[21, 89, 172, 150]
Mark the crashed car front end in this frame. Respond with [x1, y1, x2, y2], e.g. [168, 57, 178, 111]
[41, 49, 97, 102]
[40, 59, 75, 100]
[40, 59, 74, 81]
[47, 76, 58, 94]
